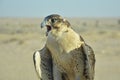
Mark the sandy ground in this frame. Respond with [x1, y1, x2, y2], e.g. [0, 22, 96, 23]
[0, 18, 120, 80]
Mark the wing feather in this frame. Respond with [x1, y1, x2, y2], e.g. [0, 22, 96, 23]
[33, 46, 53, 80]
[80, 36, 95, 80]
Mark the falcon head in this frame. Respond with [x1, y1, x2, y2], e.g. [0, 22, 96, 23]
[41, 14, 71, 36]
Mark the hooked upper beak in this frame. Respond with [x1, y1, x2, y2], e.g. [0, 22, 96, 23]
[41, 20, 47, 28]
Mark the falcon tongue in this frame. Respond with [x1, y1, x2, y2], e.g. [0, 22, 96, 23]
[46, 25, 52, 32]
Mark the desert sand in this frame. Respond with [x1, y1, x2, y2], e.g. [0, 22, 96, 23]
[0, 18, 120, 80]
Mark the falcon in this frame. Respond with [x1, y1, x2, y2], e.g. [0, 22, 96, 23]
[33, 14, 95, 80]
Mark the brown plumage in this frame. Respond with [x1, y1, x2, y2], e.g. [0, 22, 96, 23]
[33, 14, 95, 80]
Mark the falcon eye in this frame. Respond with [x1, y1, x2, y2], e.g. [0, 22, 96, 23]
[51, 18, 57, 23]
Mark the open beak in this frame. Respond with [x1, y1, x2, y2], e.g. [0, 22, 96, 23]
[40, 19, 52, 36]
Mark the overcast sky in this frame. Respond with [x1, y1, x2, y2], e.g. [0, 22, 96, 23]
[0, 0, 120, 17]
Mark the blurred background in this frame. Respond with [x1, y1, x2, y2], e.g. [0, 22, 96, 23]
[0, 0, 120, 80]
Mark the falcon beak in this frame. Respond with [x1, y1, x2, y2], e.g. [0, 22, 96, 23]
[40, 19, 52, 36]
[41, 20, 46, 28]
